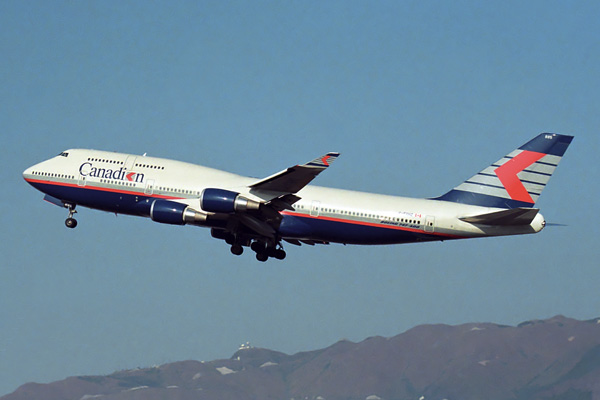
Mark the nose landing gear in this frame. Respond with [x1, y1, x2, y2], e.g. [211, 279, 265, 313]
[65, 204, 77, 229]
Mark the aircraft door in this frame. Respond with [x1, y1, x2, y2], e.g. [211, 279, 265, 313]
[124, 156, 137, 172]
[310, 201, 321, 217]
[425, 215, 435, 232]
[144, 179, 155, 195]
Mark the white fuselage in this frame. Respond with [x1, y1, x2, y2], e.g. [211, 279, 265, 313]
[23, 149, 545, 246]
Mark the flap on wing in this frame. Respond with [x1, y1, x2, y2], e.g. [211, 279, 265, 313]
[236, 213, 276, 238]
[266, 194, 301, 211]
[250, 152, 339, 194]
[460, 207, 539, 226]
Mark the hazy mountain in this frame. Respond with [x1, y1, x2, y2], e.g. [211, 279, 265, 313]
[4, 315, 600, 400]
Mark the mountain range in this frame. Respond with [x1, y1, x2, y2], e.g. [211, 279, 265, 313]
[4, 315, 600, 400]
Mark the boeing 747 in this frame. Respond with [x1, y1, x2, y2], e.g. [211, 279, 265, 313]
[23, 133, 573, 261]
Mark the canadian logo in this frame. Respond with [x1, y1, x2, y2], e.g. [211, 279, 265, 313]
[78, 162, 145, 183]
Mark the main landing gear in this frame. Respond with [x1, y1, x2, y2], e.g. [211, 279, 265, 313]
[65, 204, 77, 229]
[250, 241, 286, 262]
[223, 233, 244, 256]
[228, 241, 286, 261]
[211, 228, 287, 262]
[230, 243, 243, 256]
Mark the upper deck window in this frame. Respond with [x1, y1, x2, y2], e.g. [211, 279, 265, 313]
[58, 152, 69, 157]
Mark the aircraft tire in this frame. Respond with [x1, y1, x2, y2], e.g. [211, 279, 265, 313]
[230, 244, 243, 256]
[251, 241, 265, 253]
[65, 218, 77, 229]
[256, 252, 268, 262]
[274, 249, 286, 260]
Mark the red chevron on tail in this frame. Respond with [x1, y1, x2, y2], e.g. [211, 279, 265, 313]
[494, 150, 545, 204]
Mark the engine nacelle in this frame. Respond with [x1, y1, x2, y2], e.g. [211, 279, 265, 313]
[200, 188, 261, 213]
[149, 199, 208, 226]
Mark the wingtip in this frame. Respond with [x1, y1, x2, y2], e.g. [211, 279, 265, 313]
[306, 152, 340, 167]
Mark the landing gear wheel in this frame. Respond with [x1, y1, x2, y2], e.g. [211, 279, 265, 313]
[251, 241, 265, 253]
[265, 245, 286, 260]
[230, 244, 243, 256]
[274, 249, 286, 260]
[256, 252, 268, 262]
[65, 203, 77, 228]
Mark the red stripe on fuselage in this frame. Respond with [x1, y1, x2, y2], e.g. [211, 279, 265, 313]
[24, 178, 184, 200]
[280, 211, 462, 239]
[27, 179, 464, 241]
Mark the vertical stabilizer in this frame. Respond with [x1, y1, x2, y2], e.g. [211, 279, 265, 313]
[435, 133, 573, 208]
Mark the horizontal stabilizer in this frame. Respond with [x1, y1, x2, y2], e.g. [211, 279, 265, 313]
[460, 207, 539, 226]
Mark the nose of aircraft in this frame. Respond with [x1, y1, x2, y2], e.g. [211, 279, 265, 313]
[23, 165, 34, 180]
[23, 160, 46, 182]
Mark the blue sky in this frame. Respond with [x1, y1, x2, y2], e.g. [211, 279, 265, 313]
[1, 0, 599, 395]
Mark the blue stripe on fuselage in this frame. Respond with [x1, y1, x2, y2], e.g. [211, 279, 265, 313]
[27, 180, 164, 215]
[279, 213, 450, 245]
[28, 180, 458, 245]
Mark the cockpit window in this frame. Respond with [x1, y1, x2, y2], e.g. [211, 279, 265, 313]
[58, 152, 69, 157]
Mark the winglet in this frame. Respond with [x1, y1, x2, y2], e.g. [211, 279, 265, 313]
[306, 153, 340, 168]
[250, 152, 340, 194]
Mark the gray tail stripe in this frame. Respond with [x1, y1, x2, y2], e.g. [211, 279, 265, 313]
[520, 179, 547, 187]
[522, 169, 553, 177]
[464, 181, 506, 191]
[534, 160, 558, 167]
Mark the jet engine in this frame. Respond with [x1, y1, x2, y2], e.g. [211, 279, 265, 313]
[149, 199, 208, 226]
[200, 188, 261, 213]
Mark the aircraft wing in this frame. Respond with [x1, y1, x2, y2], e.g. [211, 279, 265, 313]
[210, 153, 338, 243]
[460, 207, 539, 225]
[249, 152, 339, 194]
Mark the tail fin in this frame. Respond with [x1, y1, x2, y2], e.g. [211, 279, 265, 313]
[435, 133, 573, 208]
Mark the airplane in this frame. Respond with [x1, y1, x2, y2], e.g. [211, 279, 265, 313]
[23, 133, 573, 261]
